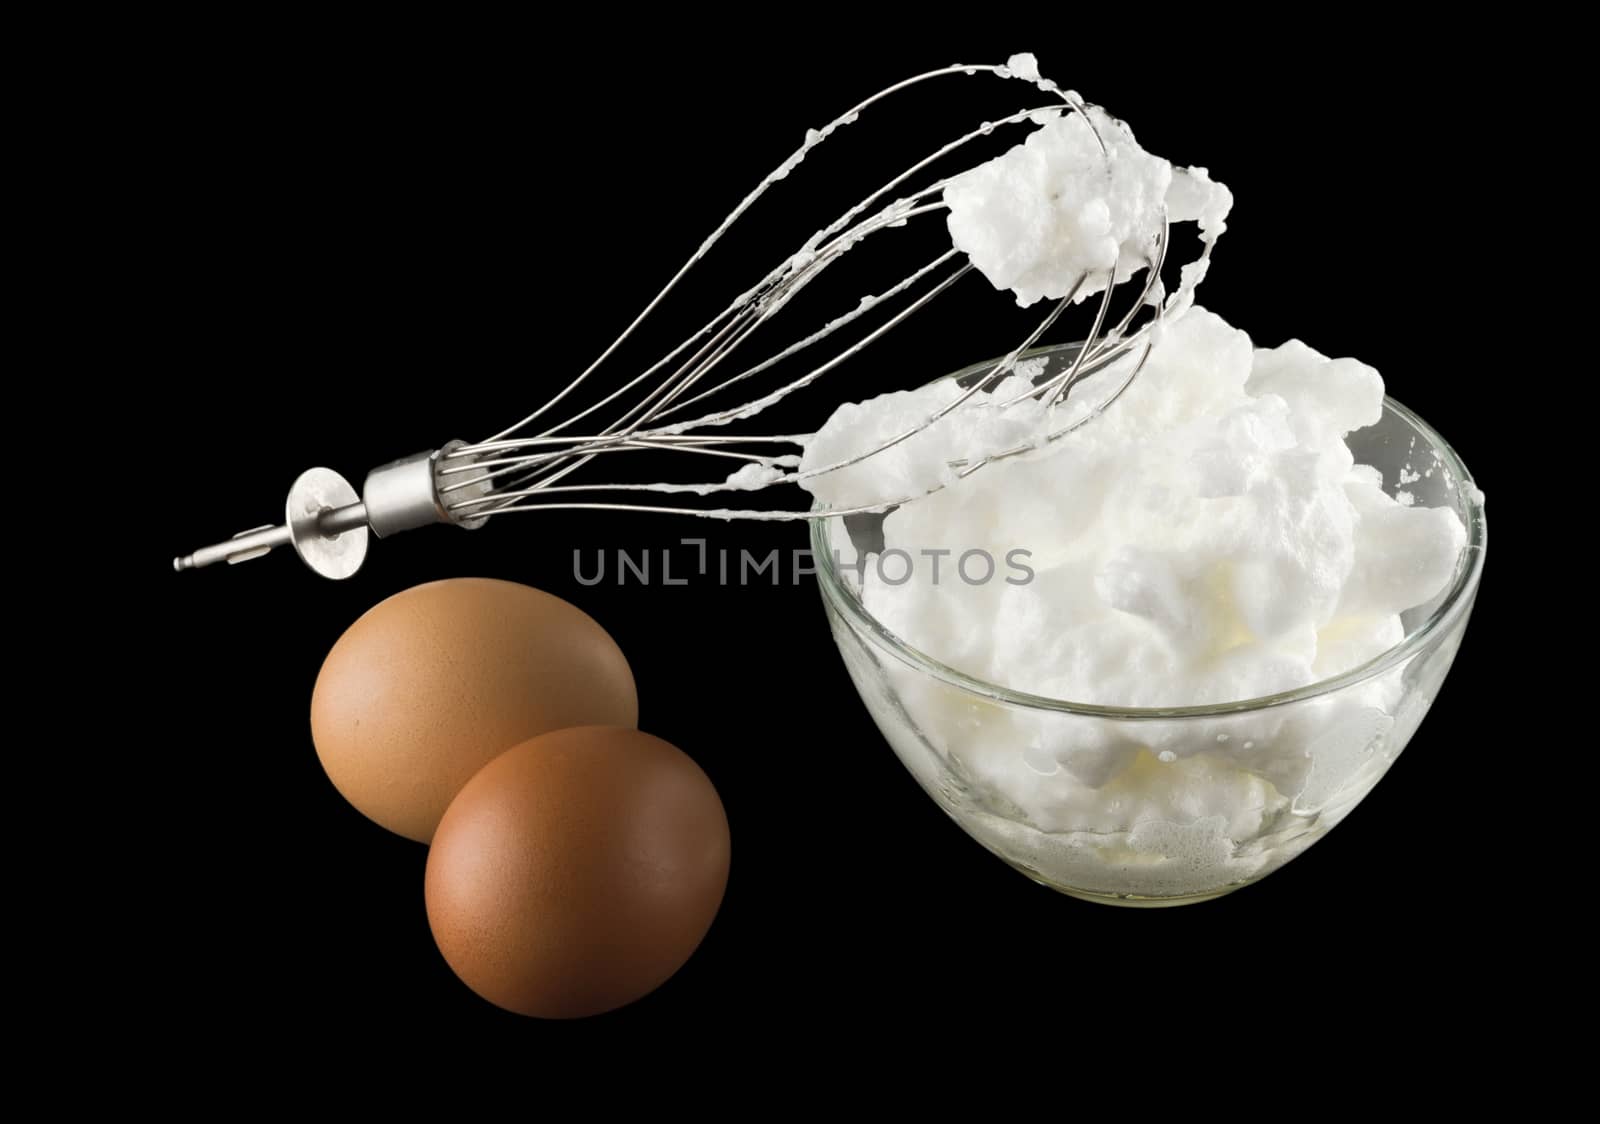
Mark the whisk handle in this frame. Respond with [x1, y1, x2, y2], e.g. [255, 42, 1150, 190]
[172, 442, 489, 580]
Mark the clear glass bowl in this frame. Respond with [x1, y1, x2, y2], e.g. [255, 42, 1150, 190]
[812, 343, 1487, 906]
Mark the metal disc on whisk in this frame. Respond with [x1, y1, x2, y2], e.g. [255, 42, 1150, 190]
[287, 468, 368, 580]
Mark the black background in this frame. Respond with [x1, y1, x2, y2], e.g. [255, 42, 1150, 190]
[122, 22, 1517, 1046]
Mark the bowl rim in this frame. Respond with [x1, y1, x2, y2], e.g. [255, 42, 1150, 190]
[809, 344, 1487, 721]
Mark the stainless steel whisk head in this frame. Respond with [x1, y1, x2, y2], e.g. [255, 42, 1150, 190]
[175, 59, 1199, 580]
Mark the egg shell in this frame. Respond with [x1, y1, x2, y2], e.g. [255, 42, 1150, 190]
[425, 726, 731, 1019]
[311, 578, 637, 842]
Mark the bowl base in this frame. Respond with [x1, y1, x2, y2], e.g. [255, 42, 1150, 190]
[1013, 864, 1244, 908]
[1053, 885, 1239, 908]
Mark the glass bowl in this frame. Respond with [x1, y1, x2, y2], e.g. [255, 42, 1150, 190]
[811, 342, 1487, 906]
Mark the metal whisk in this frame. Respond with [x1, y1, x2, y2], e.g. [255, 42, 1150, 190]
[174, 59, 1202, 580]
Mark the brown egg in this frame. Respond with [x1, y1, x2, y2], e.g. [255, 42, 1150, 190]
[311, 579, 637, 842]
[425, 726, 730, 1019]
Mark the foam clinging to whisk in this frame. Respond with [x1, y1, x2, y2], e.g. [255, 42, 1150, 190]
[944, 105, 1233, 309]
[449, 56, 1235, 523]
